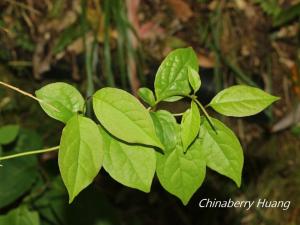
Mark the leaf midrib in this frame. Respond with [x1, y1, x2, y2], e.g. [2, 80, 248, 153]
[94, 96, 159, 147]
[205, 128, 241, 182]
[211, 97, 275, 105]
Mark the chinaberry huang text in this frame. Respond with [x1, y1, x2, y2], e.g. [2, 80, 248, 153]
[199, 198, 290, 211]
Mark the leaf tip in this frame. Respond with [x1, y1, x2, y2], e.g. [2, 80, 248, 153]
[234, 176, 242, 188]
[142, 186, 151, 193]
[180, 197, 190, 206]
[273, 96, 281, 101]
[68, 195, 75, 204]
[182, 200, 189, 206]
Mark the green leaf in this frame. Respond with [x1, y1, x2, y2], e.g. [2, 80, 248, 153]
[36, 82, 85, 123]
[162, 96, 184, 102]
[0, 157, 38, 208]
[181, 101, 201, 151]
[208, 85, 279, 117]
[93, 87, 163, 149]
[99, 127, 156, 192]
[150, 110, 179, 152]
[0, 206, 40, 225]
[154, 47, 198, 101]
[198, 117, 244, 187]
[138, 87, 156, 106]
[188, 67, 201, 93]
[0, 129, 40, 208]
[59, 115, 103, 203]
[156, 139, 206, 205]
[0, 124, 19, 145]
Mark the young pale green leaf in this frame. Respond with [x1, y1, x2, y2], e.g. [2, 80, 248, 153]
[59, 115, 103, 203]
[198, 117, 244, 187]
[188, 67, 201, 93]
[181, 101, 200, 152]
[150, 110, 180, 152]
[0, 125, 19, 145]
[154, 47, 198, 101]
[208, 85, 279, 117]
[138, 87, 156, 106]
[93, 88, 163, 149]
[156, 139, 206, 205]
[99, 127, 156, 192]
[35, 82, 85, 123]
[0, 206, 40, 225]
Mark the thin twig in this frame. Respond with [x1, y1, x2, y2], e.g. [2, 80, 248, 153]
[0, 81, 59, 112]
[193, 98, 217, 133]
[0, 81, 40, 101]
[172, 112, 184, 117]
[0, 146, 59, 162]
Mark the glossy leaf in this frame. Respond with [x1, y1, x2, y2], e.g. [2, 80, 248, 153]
[188, 67, 201, 93]
[209, 85, 279, 117]
[138, 87, 156, 106]
[156, 139, 206, 205]
[181, 101, 201, 152]
[36, 82, 85, 123]
[0, 124, 19, 145]
[198, 117, 244, 186]
[150, 110, 179, 152]
[100, 127, 156, 192]
[59, 115, 103, 203]
[0, 206, 40, 225]
[93, 87, 163, 149]
[154, 47, 198, 101]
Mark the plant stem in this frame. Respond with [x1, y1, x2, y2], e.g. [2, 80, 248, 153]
[0, 146, 59, 161]
[172, 112, 184, 117]
[0, 81, 59, 112]
[81, 0, 96, 116]
[103, 0, 116, 86]
[0, 81, 40, 102]
[192, 98, 217, 133]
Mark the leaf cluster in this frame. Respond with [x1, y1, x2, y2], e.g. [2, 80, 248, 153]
[4, 47, 279, 205]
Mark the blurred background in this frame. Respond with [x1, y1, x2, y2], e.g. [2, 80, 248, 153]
[0, 0, 300, 224]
